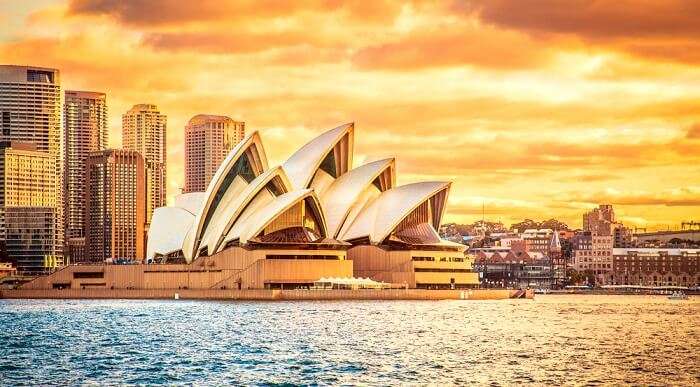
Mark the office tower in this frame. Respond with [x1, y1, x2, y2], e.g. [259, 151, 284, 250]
[85, 149, 145, 262]
[0, 65, 63, 264]
[0, 142, 60, 274]
[122, 104, 166, 223]
[64, 91, 108, 262]
[184, 114, 245, 193]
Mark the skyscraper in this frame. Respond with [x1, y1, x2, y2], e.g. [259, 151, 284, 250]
[85, 149, 145, 262]
[0, 65, 63, 264]
[122, 104, 166, 223]
[63, 91, 108, 261]
[0, 142, 60, 273]
[184, 114, 245, 193]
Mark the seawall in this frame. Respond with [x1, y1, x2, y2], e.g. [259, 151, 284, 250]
[0, 288, 533, 301]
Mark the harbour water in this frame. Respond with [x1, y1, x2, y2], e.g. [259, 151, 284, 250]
[1, 295, 698, 385]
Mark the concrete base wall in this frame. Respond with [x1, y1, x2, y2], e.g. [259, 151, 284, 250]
[20, 246, 353, 291]
[0, 288, 533, 300]
[348, 245, 480, 287]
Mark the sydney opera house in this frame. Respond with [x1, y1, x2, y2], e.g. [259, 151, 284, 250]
[24, 124, 478, 291]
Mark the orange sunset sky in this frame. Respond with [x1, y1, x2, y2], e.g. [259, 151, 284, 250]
[1, 0, 699, 230]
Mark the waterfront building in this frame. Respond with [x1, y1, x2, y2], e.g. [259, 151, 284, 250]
[184, 114, 245, 193]
[24, 124, 479, 291]
[122, 104, 166, 223]
[85, 150, 146, 262]
[474, 250, 552, 289]
[572, 232, 614, 284]
[63, 91, 108, 262]
[0, 142, 61, 274]
[611, 248, 698, 287]
[0, 65, 63, 263]
[521, 228, 554, 255]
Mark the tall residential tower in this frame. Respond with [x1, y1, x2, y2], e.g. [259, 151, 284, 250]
[0, 65, 63, 267]
[85, 149, 146, 262]
[184, 114, 245, 193]
[122, 104, 166, 223]
[63, 91, 108, 262]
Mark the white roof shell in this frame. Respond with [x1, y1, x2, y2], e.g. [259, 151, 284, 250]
[199, 166, 292, 256]
[235, 189, 327, 244]
[173, 192, 205, 215]
[182, 131, 268, 261]
[320, 158, 395, 238]
[146, 207, 195, 260]
[146, 122, 460, 262]
[340, 181, 451, 244]
[282, 122, 353, 190]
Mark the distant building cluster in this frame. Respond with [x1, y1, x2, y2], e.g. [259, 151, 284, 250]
[440, 205, 699, 289]
[0, 65, 245, 274]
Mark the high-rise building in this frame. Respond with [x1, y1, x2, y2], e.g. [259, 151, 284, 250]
[184, 114, 245, 193]
[122, 104, 166, 223]
[0, 65, 63, 264]
[0, 142, 61, 273]
[85, 149, 146, 262]
[63, 91, 108, 261]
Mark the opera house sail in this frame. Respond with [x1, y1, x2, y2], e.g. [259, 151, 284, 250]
[24, 123, 478, 291]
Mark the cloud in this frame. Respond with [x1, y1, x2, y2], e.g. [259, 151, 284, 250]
[142, 31, 315, 54]
[67, 0, 401, 26]
[68, 0, 298, 25]
[687, 123, 700, 139]
[353, 23, 548, 70]
[558, 187, 700, 207]
[461, 0, 700, 39]
[460, 0, 700, 64]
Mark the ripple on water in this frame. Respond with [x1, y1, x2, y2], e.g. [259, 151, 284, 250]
[0, 296, 698, 385]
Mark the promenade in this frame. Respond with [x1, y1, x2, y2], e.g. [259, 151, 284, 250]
[0, 288, 533, 301]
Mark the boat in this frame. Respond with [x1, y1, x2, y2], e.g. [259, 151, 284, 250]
[667, 291, 689, 300]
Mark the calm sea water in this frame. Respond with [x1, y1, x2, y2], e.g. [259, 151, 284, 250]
[1, 295, 698, 385]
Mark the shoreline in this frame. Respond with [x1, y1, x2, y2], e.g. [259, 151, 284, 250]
[0, 288, 533, 301]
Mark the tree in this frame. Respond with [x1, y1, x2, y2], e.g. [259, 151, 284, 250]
[511, 218, 570, 233]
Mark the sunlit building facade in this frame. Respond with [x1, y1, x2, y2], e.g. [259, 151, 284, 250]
[611, 248, 699, 287]
[122, 104, 166, 224]
[85, 150, 146, 262]
[184, 114, 245, 193]
[63, 90, 108, 261]
[0, 65, 63, 263]
[0, 142, 60, 273]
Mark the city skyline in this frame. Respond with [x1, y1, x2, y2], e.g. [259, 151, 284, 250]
[1, 1, 699, 230]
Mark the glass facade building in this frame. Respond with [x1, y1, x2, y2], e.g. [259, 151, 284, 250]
[0, 65, 63, 264]
[0, 142, 61, 273]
